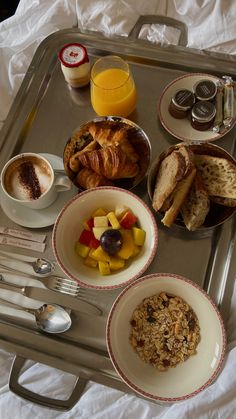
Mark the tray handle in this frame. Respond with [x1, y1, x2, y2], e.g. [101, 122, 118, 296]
[129, 15, 188, 47]
[9, 355, 87, 411]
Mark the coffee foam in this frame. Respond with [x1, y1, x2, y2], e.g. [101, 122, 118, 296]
[4, 155, 53, 201]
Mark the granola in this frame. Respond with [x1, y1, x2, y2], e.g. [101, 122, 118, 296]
[129, 292, 201, 371]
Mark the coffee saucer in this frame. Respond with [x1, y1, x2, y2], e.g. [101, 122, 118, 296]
[0, 153, 78, 228]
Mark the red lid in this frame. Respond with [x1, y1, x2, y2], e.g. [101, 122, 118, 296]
[58, 43, 89, 68]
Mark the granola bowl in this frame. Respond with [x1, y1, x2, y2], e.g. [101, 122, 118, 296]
[106, 273, 226, 402]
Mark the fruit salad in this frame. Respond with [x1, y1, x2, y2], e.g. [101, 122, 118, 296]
[75, 206, 146, 275]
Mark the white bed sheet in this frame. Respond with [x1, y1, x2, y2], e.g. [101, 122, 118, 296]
[0, 1, 236, 417]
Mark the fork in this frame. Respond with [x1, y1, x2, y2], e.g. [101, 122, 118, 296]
[0, 263, 93, 299]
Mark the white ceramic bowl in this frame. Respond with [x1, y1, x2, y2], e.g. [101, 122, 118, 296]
[52, 187, 158, 290]
[106, 273, 226, 402]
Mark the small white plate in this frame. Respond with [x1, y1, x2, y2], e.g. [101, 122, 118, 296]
[0, 153, 77, 228]
[158, 73, 236, 142]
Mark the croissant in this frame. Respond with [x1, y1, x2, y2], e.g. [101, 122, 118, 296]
[88, 121, 139, 163]
[69, 139, 98, 172]
[78, 145, 139, 180]
[76, 168, 113, 189]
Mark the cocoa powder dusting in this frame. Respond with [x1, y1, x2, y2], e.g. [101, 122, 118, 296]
[18, 161, 42, 199]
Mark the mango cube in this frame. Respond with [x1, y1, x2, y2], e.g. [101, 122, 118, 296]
[109, 256, 125, 271]
[98, 261, 111, 275]
[90, 246, 111, 262]
[83, 256, 98, 268]
[117, 230, 135, 259]
[107, 212, 120, 229]
[92, 208, 107, 217]
[132, 244, 141, 257]
[132, 227, 146, 246]
[75, 242, 90, 258]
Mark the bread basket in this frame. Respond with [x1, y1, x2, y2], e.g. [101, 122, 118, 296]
[147, 142, 236, 230]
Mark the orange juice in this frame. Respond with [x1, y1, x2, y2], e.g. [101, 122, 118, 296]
[91, 68, 137, 117]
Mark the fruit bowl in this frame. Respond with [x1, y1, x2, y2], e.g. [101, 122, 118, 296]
[52, 187, 158, 290]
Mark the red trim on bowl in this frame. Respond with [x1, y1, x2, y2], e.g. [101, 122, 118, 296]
[158, 72, 236, 143]
[52, 187, 158, 290]
[106, 273, 227, 402]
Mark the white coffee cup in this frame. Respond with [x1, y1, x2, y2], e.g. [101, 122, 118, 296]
[1, 153, 72, 210]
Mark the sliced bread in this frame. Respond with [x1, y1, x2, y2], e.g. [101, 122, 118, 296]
[152, 151, 186, 211]
[194, 154, 236, 199]
[161, 164, 197, 228]
[210, 196, 236, 207]
[178, 145, 195, 174]
[181, 173, 210, 231]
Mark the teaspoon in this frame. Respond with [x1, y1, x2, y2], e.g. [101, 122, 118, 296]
[0, 300, 72, 334]
[0, 255, 55, 277]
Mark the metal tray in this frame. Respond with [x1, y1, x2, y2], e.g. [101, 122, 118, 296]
[0, 16, 236, 411]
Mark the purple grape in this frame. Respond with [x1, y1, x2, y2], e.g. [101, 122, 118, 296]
[100, 229, 122, 255]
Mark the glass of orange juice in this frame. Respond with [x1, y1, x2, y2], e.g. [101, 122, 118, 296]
[90, 56, 137, 117]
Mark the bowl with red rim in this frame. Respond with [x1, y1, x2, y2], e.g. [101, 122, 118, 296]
[52, 187, 158, 290]
[106, 273, 226, 402]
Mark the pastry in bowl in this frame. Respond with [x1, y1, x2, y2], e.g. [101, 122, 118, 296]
[63, 116, 151, 190]
[148, 143, 236, 230]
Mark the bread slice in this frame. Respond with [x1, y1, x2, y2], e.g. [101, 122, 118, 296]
[178, 145, 194, 174]
[194, 155, 236, 199]
[152, 151, 186, 211]
[181, 173, 210, 231]
[160, 145, 194, 212]
[161, 164, 197, 227]
[210, 196, 236, 207]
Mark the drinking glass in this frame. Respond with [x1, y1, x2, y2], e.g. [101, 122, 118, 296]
[90, 56, 137, 117]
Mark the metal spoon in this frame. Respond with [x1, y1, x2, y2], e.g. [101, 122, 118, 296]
[29, 258, 55, 276]
[0, 256, 55, 277]
[0, 300, 72, 334]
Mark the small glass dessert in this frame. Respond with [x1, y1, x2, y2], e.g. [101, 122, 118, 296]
[191, 101, 216, 131]
[194, 79, 217, 101]
[59, 43, 90, 88]
[169, 89, 195, 119]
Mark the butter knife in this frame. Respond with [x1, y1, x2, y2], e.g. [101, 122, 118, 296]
[0, 276, 102, 316]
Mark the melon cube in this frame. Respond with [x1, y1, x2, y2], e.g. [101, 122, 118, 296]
[94, 216, 108, 227]
[93, 226, 112, 240]
[115, 205, 129, 219]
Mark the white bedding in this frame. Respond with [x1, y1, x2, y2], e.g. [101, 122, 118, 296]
[0, 1, 236, 417]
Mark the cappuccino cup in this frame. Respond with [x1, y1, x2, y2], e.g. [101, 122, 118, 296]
[1, 153, 72, 210]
